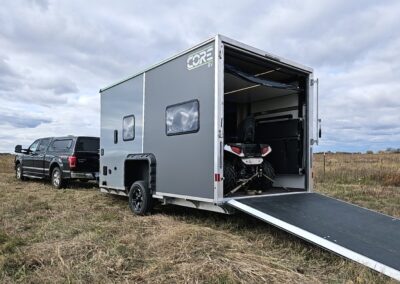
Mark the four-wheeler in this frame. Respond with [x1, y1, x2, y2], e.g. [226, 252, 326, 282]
[223, 116, 275, 195]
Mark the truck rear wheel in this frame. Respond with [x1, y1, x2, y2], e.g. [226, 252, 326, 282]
[51, 167, 65, 189]
[128, 180, 153, 215]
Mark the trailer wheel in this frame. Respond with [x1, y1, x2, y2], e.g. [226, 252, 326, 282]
[16, 164, 26, 181]
[51, 167, 65, 189]
[128, 180, 153, 215]
[224, 159, 237, 194]
[261, 161, 275, 189]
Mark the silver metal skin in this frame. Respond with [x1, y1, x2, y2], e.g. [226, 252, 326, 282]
[100, 75, 144, 189]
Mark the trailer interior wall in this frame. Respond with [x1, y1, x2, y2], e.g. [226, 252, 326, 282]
[223, 46, 309, 194]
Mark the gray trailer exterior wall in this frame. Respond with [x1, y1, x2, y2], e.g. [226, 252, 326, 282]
[143, 42, 215, 200]
[100, 75, 144, 189]
[100, 40, 216, 201]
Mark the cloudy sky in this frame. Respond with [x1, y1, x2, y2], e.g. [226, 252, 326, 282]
[0, 0, 399, 153]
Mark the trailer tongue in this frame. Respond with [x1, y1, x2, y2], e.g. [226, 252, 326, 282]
[227, 193, 400, 280]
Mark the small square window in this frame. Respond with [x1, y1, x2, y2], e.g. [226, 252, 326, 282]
[123, 115, 135, 141]
[166, 100, 199, 136]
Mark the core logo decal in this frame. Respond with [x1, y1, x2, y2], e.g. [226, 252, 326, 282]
[187, 46, 213, 70]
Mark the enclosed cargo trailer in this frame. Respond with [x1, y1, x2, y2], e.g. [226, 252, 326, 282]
[99, 35, 400, 280]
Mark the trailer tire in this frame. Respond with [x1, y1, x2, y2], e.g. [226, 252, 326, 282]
[128, 180, 153, 215]
[261, 161, 275, 189]
[224, 159, 237, 194]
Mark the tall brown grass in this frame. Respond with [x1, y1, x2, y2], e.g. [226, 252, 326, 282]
[314, 153, 400, 186]
[0, 154, 398, 283]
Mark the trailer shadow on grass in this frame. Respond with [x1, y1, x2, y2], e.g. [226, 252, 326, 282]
[105, 192, 323, 253]
[158, 203, 329, 256]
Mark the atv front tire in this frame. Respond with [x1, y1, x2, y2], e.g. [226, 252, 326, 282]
[224, 159, 237, 195]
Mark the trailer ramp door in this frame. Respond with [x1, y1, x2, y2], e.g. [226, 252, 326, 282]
[227, 193, 400, 280]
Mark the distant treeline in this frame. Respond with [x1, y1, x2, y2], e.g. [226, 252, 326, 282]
[315, 148, 400, 155]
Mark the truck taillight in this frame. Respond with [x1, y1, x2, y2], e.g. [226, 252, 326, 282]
[231, 146, 242, 155]
[261, 146, 271, 156]
[68, 156, 77, 168]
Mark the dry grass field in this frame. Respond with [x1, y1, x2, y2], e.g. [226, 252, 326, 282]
[0, 153, 399, 283]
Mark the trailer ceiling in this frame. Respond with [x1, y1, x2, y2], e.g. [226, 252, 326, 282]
[224, 47, 307, 103]
[224, 47, 307, 83]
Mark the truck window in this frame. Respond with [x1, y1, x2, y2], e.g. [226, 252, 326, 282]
[51, 139, 73, 151]
[166, 100, 199, 136]
[122, 115, 135, 141]
[75, 138, 100, 152]
[28, 140, 40, 153]
[37, 138, 52, 153]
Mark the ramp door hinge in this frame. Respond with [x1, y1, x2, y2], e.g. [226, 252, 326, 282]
[310, 78, 319, 86]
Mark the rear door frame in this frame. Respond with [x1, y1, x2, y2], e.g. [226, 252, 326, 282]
[215, 35, 314, 204]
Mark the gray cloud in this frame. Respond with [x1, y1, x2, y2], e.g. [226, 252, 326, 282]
[0, 0, 399, 152]
[0, 113, 51, 128]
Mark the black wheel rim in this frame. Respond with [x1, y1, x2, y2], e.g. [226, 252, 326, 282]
[132, 187, 143, 211]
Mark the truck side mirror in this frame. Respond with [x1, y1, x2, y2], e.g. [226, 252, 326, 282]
[319, 128, 322, 138]
[15, 145, 22, 153]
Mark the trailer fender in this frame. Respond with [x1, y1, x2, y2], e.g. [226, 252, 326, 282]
[124, 154, 157, 194]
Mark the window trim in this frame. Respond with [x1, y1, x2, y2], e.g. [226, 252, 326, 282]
[122, 114, 135, 141]
[165, 99, 200, 136]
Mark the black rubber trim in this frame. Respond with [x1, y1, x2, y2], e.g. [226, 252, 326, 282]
[125, 153, 157, 193]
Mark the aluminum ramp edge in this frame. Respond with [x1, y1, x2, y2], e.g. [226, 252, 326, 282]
[227, 199, 400, 281]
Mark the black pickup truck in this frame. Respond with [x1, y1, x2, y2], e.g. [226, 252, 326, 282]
[15, 136, 99, 189]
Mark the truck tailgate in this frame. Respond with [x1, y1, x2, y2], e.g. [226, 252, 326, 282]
[74, 152, 99, 172]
